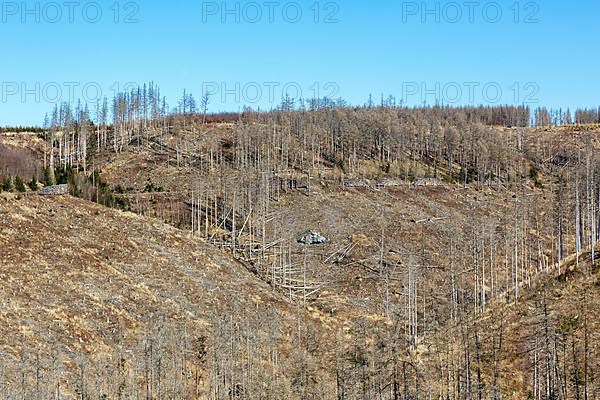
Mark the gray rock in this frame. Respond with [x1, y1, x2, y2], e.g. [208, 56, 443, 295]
[343, 178, 370, 188]
[375, 178, 403, 187]
[298, 231, 327, 245]
[38, 184, 69, 196]
[412, 178, 439, 187]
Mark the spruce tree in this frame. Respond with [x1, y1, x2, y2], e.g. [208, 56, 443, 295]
[15, 176, 26, 192]
[29, 176, 38, 191]
[2, 176, 14, 192]
[44, 167, 57, 186]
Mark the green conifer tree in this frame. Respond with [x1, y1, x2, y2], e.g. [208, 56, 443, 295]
[45, 167, 57, 186]
[2, 176, 14, 192]
[29, 176, 38, 191]
[15, 176, 26, 192]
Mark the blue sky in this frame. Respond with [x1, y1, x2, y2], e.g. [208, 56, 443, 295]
[0, 0, 598, 125]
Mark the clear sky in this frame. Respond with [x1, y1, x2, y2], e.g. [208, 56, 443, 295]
[0, 0, 598, 126]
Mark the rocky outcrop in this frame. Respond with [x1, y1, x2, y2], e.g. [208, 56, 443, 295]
[38, 184, 68, 196]
[343, 178, 370, 188]
[298, 231, 327, 245]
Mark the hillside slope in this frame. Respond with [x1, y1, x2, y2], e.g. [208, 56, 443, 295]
[1, 116, 599, 399]
[471, 253, 600, 399]
[1, 192, 597, 399]
[0, 194, 340, 399]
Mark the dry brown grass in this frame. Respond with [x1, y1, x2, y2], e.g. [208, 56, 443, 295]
[0, 194, 342, 397]
[2, 123, 599, 398]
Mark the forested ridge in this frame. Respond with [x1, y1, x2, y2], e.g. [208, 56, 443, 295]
[1, 86, 599, 399]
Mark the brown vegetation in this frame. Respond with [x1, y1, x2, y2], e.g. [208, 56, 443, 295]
[1, 99, 599, 398]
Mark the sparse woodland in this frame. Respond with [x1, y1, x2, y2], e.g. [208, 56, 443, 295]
[0, 85, 599, 399]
